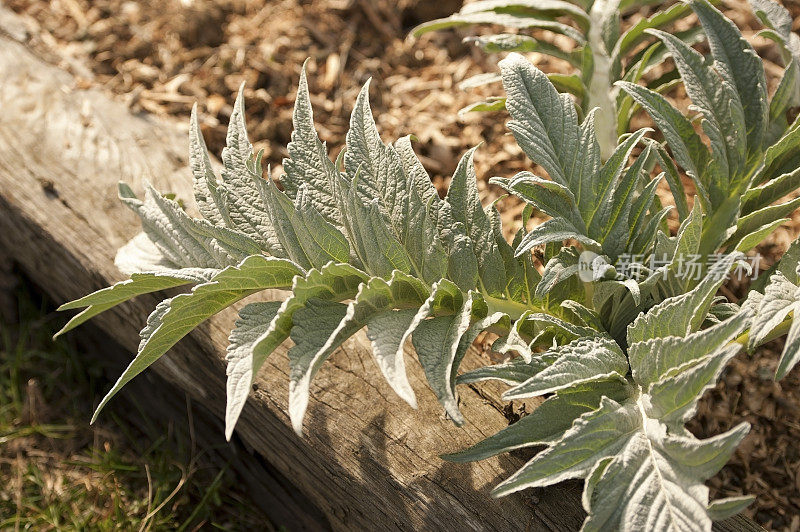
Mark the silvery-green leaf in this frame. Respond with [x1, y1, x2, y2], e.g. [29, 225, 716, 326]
[503, 337, 629, 399]
[465, 34, 581, 64]
[248, 262, 369, 377]
[492, 172, 585, 232]
[627, 254, 740, 344]
[119, 182, 262, 268]
[340, 177, 414, 278]
[516, 218, 602, 256]
[582, 421, 749, 531]
[561, 300, 605, 331]
[518, 312, 598, 349]
[393, 135, 439, 211]
[365, 308, 419, 406]
[614, 2, 694, 57]
[707, 496, 756, 521]
[345, 81, 411, 226]
[769, 60, 799, 126]
[297, 271, 432, 416]
[411, 291, 474, 425]
[91, 255, 301, 423]
[411, 11, 585, 43]
[491, 397, 641, 496]
[499, 53, 599, 205]
[617, 82, 712, 193]
[189, 104, 228, 226]
[741, 166, 800, 215]
[762, 124, 800, 180]
[776, 316, 800, 379]
[646, 344, 741, 427]
[225, 301, 283, 440]
[445, 148, 506, 296]
[443, 388, 615, 463]
[735, 219, 787, 253]
[288, 298, 349, 433]
[55, 267, 216, 338]
[217, 87, 282, 254]
[599, 144, 655, 259]
[489, 207, 525, 302]
[691, 0, 768, 154]
[536, 247, 580, 299]
[731, 194, 800, 245]
[457, 0, 590, 28]
[436, 202, 480, 291]
[456, 353, 555, 385]
[748, 271, 799, 349]
[342, 87, 450, 283]
[647, 29, 745, 192]
[629, 310, 749, 387]
[587, 128, 650, 238]
[262, 179, 350, 270]
[282, 62, 341, 226]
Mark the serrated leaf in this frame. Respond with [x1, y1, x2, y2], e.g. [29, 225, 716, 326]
[583, 422, 749, 531]
[627, 254, 740, 345]
[56, 269, 215, 338]
[216, 87, 283, 254]
[91, 255, 302, 422]
[289, 271, 432, 425]
[282, 62, 342, 226]
[262, 179, 350, 270]
[500, 53, 599, 205]
[247, 262, 369, 380]
[225, 301, 283, 440]
[763, 125, 800, 181]
[749, 269, 799, 347]
[492, 397, 640, 496]
[726, 196, 800, 250]
[456, 353, 554, 386]
[647, 28, 746, 193]
[646, 344, 741, 427]
[617, 82, 711, 196]
[287, 298, 349, 433]
[503, 337, 629, 399]
[690, 0, 769, 154]
[411, 285, 473, 424]
[445, 149, 507, 296]
[741, 166, 800, 215]
[189, 104, 228, 226]
[119, 182, 262, 268]
[629, 310, 749, 387]
[443, 388, 614, 463]
[516, 218, 602, 255]
[340, 177, 414, 278]
[536, 247, 580, 298]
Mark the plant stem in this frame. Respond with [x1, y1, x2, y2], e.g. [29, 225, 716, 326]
[588, 0, 619, 160]
[482, 294, 530, 320]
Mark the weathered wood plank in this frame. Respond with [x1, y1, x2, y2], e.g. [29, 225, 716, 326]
[0, 8, 762, 531]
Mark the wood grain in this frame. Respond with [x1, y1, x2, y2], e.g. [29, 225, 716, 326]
[0, 7, 762, 531]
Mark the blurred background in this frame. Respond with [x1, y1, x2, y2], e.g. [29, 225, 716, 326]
[2, 0, 800, 529]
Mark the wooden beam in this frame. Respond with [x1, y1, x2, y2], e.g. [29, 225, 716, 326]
[0, 8, 762, 531]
